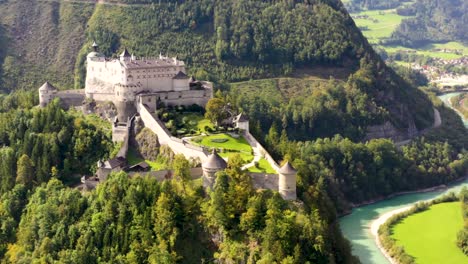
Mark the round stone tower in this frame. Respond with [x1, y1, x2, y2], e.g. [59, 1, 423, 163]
[202, 149, 227, 189]
[278, 161, 297, 200]
[38, 81, 58, 107]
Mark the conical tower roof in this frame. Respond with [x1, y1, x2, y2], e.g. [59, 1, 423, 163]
[172, 71, 189, 79]
[278, 161, 297, 174]
[120, 48, 131, 57]
[203, 149, 227, 170]
[39, 81, 57, 91]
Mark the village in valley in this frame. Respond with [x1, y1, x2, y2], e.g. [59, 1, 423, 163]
[38, 42, 298, 201]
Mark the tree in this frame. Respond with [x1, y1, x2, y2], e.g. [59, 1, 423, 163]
[16, 154, 34, 188]
[205, 98, 227, 126]
[172, 154, 191, 183]
[0, 147, 16, 195]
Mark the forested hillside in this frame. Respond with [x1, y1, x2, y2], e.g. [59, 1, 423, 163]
[389, 0, 468, 47]
[0, 1, 466, 263]
[0, 0, 436, 140]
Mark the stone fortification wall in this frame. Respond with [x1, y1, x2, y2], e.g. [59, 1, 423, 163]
[127, 167, 203, 180]
[56, 90, 85, 108]
[87, 92, 115, 102]
[250, 173, 279, 190]
[244, 131, 280, 172]
[138, 103, 208, 161]
[112, 126, 128, 142]
[115, 115, 135, 157]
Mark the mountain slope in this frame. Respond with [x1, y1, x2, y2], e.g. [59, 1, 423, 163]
[0, 0, 434, 140]
[390, 0, 468, 47]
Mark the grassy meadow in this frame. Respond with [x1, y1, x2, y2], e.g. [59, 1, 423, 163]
[391, 202, 468, 263]
[350, 4, 468, 60]
[353, 9, 407, 43]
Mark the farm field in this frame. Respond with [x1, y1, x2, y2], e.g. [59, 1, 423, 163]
[352, 9, 407, 43]
[391, 202, 468, 264]
[350, 5, 468, 60]
[383, 42, 468, 60]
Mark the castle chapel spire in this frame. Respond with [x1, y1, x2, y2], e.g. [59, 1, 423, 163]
[92, 41, 99, 52]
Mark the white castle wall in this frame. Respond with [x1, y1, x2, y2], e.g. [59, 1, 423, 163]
[85, 54, 190, 103]
[138, 103, 208, 161]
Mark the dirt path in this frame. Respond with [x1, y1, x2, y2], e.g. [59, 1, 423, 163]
[395, 108, 441, 147]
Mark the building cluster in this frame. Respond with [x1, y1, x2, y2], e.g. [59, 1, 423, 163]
[40, 42, 297, 200]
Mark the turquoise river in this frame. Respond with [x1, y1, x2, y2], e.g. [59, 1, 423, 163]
[339, 92, 468, 264]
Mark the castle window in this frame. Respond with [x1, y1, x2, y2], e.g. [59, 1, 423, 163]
[137, 76, 140, 79]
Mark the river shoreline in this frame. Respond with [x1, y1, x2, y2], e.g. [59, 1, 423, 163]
[370, 206, 412, 264]
[369, 175, 467, 264]
[340, 183, 453, 217]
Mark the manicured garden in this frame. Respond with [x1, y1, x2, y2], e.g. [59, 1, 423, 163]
[391, 202, 468, 263]
[157, 105, 214, 137]
[191, 133, 254, 163]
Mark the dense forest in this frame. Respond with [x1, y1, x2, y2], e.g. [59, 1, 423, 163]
[0, 92, 115, 194]
[229, 58, 434, 141]
[0, 0, 466, 263]
[0, 142, 359, 263]
[388, 0, 468, 47]
[0, 0, 435, 140]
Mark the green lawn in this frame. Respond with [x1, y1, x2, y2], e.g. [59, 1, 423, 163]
[247, 158, 276, 174]
[126, 147, 168, 171]
[391, 202, 468, 264]
[196, 117, 215, 133]
[197, 134, 252, 152]
[192, 133, 254, 163]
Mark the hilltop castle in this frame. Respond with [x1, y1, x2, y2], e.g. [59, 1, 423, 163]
[85, 43, 212, 120]
[40, 42, 213, 120]
[40, 42, 297, 200]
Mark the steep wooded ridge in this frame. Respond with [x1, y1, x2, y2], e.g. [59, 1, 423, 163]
[390, 0, 468, 47]
[0, 0, 434, 140]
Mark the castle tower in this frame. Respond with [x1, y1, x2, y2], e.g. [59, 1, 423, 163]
[278, 161, 297, 200]
[92, 41, 99, 52]
[172, 71, 190, 91]
[202, 149, 227, 189]
[38, 81, 58, 107]
[120, 48, 131, 62]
